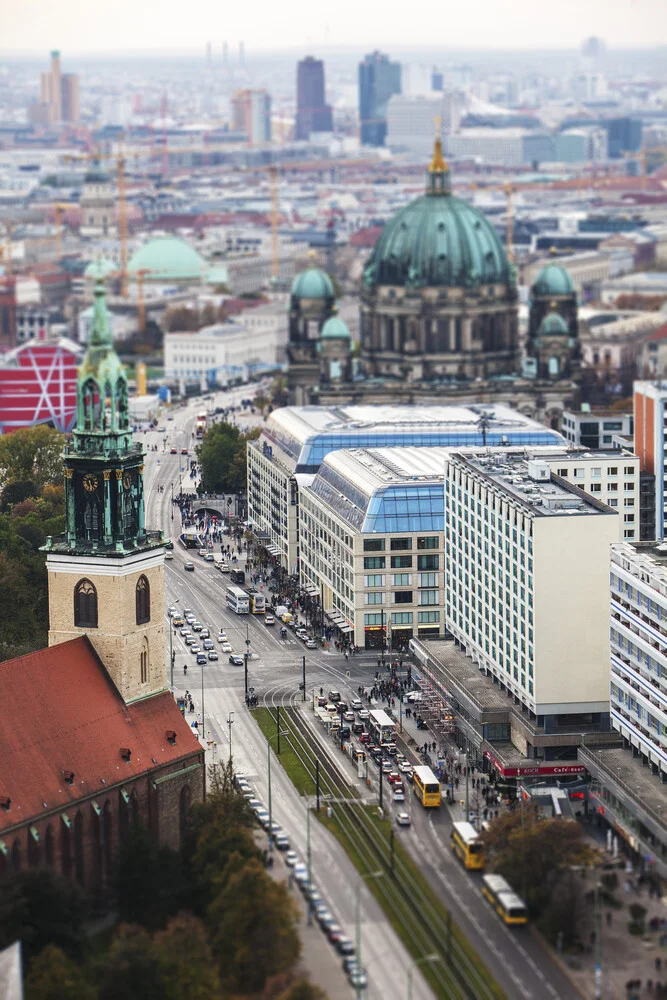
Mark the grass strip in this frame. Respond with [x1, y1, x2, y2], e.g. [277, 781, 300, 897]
[252, 707, 317, 796]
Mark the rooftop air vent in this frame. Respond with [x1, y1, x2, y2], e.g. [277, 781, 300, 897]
[120, 748, 131, 762]
[527, 460, 550, 482]
[63, 770, 75, 786]
[0, 796, 10, 811]
[166, 730, 177, 745]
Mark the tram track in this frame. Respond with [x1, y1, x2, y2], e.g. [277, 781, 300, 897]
[258, 692, 506, 1000]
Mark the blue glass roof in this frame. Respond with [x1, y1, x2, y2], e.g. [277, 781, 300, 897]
[299, 429, 563, 473]
[363, 484, 444, 533]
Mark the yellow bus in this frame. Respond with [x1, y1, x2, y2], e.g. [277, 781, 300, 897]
[482, 874, 528, 926]
[412, 766, 441, 808]
[450, 821, 485, 870]
[247, 590, 266, 614]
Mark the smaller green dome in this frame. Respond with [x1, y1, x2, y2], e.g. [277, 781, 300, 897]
[539, 311, 569, 336]
[128, 236, 207, 282]
[532, 263, 575, 297]
[84, 258, 116, 280]
[321, 314, 351, 340]
[291, 266, 335, 301]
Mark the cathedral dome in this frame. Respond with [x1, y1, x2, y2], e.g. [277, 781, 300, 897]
[363, 141, 510, 290]
[532, 263, 575, 297]
[320, 314, 351, 339]
[84, 258, 116, 281]
[128, 236, 208, 282]
[538, 311, 569, 336]
[291, 265, 335, 301]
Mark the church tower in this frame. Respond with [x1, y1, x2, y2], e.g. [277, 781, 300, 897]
[43, 279, 166, 704]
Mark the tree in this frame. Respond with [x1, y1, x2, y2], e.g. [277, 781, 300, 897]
[0, 871, 87, 971]
[196, 422, 259, 494]
[154, 914, 222, 1000]
[0, 426, 64, 491]
[481, 807, 597, 920]
[114, 823, 188, 930]
[277, 981, 328, 1000]
[207, 857, 300, 994]
[93, 926, 165, 1000]
[0, 480, 38, 512]
[24, 945, 97, 1000]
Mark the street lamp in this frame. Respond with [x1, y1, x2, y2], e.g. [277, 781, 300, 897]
[227, 712, 234, 765]
[355, 871, 384, 1000]
[407, 953, 441, 1000]
[168, 598, 180, 691]
[267, 730, 289, 850]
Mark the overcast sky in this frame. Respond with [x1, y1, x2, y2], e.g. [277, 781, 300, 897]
[2, 0, 666, 53]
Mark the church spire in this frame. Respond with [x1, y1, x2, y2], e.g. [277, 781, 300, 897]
[426, 119, 451, 196]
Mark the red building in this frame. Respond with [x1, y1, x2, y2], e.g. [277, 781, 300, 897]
[0, 638, 204, 893]
[0, 337, 81, 434]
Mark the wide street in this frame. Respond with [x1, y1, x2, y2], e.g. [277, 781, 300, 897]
[141, 390, 581, 1000]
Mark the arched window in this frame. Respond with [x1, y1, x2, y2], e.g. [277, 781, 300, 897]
[140, 643, 148, 685]
[136, 575, 150, 624]
[74, 579, 98, 628]
[44, 825, 54, 867]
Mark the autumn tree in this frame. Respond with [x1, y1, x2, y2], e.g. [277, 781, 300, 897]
[24, 945, 97, 1000]
[196, 422, 260, 494]
[0, 871, 88, 971]
[481, 806, 597, 942]
[154, 914, 222, 1000]
[207, 857, 301, 994]
[114, 823, 188, 930]
[0, 425, 64, 491]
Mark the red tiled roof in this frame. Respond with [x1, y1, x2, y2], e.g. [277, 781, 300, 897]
[646, 324, 667, 343]
[349, 226, 384, 249]
[0, 637, 200, 833]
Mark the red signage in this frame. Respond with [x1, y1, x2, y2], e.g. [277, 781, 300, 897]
[483, 750, 585, 778]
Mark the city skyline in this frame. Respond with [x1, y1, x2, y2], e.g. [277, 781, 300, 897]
[2, 0, 665, 53]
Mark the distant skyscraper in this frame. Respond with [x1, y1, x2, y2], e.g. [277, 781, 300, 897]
[232, 89, 271, 144]
[358, 51, 401, 147]
[431, 68, 444, 92]
[296, 56, 333, 141]
[239, 41, 245, 68]
[61, 73, 80, 121]
[206, 41, 212, 67]
[31, 50, 80, 124]
[222, 41, 229, 69]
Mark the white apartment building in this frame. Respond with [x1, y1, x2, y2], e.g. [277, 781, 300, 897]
[299, 447, 448, 649]
[610, 542, 667, 777]
[164, 317, 281, 385]
[561, 410, 634, 451]
[540, 451, 640, 541]
[444, 453, 618, 720]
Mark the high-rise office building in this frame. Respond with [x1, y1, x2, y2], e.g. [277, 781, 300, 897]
[32, 50, 79, 123]
[296, 56, 333, 141]
[634, 381, 667, 539]
[231, 89, 271, 144]
[358, 51, 401, 147]
[431, 68, 444, 91]
[61, 73, 80, 122]
[444, 452, 618, 718]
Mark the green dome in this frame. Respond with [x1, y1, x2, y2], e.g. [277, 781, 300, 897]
[532, 263, 575, 297]
[128, 236, 207, 282]
[364, 147, 510, 290]
[539, 311, 569, 336]
[291, 266, 335, 300]
[321, 314, 351, 339]
[84, 258, 116, 280]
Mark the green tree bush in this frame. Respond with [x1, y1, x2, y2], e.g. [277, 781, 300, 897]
[0, 871, 87, 971]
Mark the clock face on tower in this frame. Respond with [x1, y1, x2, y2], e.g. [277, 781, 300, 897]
[123, 472, 132, 490]
[82, 472, 99, 493]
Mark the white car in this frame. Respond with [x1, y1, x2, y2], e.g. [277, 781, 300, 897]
[304, 638, 317, 649]
[221, 642, 233, 653]
[396, 812, 412, 827]
[285, 850, 299, 867]
[399, 760, 413, 773]
[350, 698, 362, 711]
[393, 789, 405, 802]
[264, 615, 275, 625]
[216, 632, 227, 643]
[189, 645, 201, 654]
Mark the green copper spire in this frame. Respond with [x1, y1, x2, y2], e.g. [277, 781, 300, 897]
[73, 279, 132, 458]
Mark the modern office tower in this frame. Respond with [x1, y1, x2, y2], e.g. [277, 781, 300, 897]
[431, 68, 444, 91]
[222, 41, 229, 69]
[386, 92, 462, 156]
[231, 89, 271, 144]
[444, 452, 618, 720]
[247, 404, 565, 575]
[239, 41, 245, 69]
[605, 117, 643, 159]
[61, 73, 80, 122]
[296, 56, 333, 140]
[33, 50, 79, 123]
[634, 381, 667, 539]
[358, 51, 402, 147]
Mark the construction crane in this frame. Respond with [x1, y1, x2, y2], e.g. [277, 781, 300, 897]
[136, 268, 150, 333]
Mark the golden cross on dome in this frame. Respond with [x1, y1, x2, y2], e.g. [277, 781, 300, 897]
[429, 114, 448, 173]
